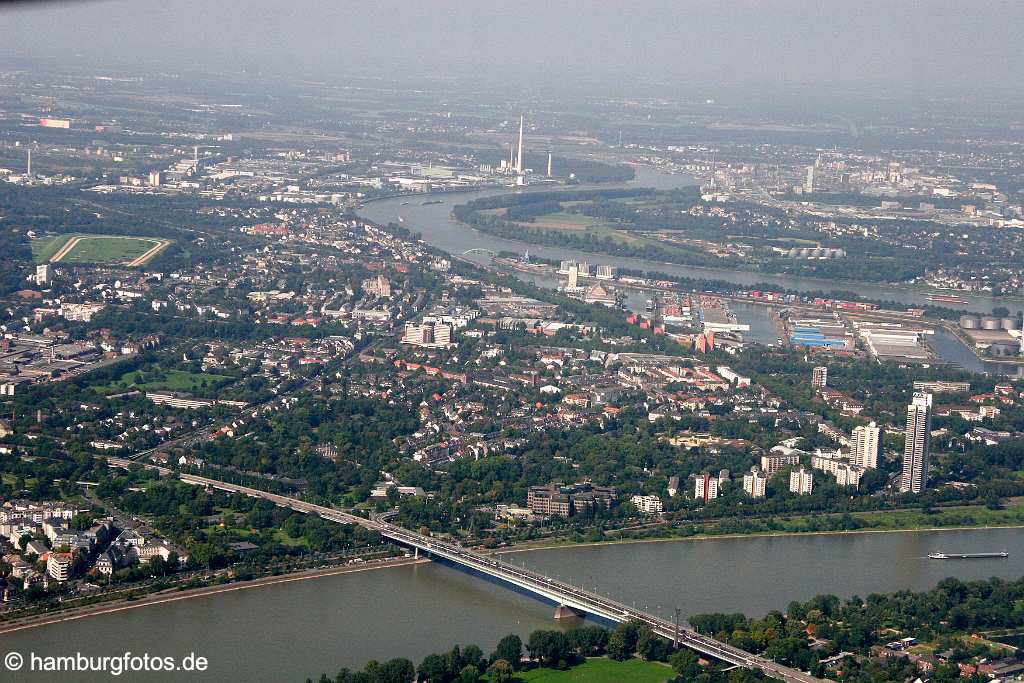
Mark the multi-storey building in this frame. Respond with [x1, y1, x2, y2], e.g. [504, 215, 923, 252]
[694, 472, 718, 502]
[900, 392, 933, 494]
[46, 552, 73, 581]
[811, 366, 828, 388]
[789, 466, 814, 495]
[742, 466, 767, 498]
[761, 451, 802, 475]
[630, 495, 663, 514]
[527, 483, 614, 518]
[851, 421, 881, 469]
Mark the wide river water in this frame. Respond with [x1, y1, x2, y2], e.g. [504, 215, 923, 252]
[2, 528, 1022, 682]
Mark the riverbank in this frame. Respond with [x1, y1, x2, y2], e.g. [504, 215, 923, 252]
[497, 503, 1024, 554]
[0, 556, 428, 636]
[452, 202, 1024, 309]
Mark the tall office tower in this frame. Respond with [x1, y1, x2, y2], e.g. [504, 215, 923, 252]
[567, 265, 579, 289]
[851, 421, 881, 469]
[900, 393, 933, 493]
[811, 366, 828, 388]
[694, 472, 718, 502]
[804, 165, 815, 193]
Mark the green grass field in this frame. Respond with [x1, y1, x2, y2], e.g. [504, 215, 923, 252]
[99, 368, 234, 395]
[512, 658, 674, 683]
[31, 234, 72, 262]
[32, 233, 170, 266]
[531, 212, 606, 230]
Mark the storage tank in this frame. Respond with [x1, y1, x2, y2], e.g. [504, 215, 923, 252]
[959, 315, 980, 330]
[1000, 317, 1021, 330]
[981, 316, 1002, 330]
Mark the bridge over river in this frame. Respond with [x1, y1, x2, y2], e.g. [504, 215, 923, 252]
[106, 458, 820, 682]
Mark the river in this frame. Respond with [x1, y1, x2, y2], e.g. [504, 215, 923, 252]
[356, 167, 1021, 317]
[358, 173, 1022, 375]
[2, 528, 1022, 682]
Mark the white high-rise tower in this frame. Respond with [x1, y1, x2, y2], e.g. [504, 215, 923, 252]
[900, 393, 933, 493]
[851, 421, 880, 469]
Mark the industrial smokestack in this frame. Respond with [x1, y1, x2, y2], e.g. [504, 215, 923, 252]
[547, 152, 552, 177]
[516, 115, 524, 173]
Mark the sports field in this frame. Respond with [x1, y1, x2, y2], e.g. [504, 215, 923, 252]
[32, 234, 171, 266]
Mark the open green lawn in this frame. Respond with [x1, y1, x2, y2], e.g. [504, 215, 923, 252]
[32, 233, 170, 265]
[531, 212, 607, 230]
[30, 234, 72, 262]
[272, 529, 310, 548]
[98, 368, 234, 395]
[512, 658, 674, 683]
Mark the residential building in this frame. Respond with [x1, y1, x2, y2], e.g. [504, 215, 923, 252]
[912, 380, 970, 394]
[146, 392, 215, 409]
[811, 366, 828, 388]
[743, 466, 767, 498]
[851, 421, 881, 469]
[630, 495, 663, 514]
[789, 466, 813, 495]
[694, 472, 718, 502]
[35, 264, 51, 285]
[666, 475, 680, 498]
[900, 392, 933, 494]
[761, 450, 802, 475]
[401, 321, 455, 348]
[811, 453, 864, 487]
[46, 552, 73, 581]
[527, 483, 614, 518]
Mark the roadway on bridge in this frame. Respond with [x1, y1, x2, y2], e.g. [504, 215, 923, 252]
[104, 458, 819, 683]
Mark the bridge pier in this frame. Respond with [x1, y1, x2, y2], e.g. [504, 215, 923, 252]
[414, 547, 418, 559]
[554, 604, 584, 620]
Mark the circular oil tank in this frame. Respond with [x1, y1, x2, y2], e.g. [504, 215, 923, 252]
[981, 316, 1001, 330]
[959, 315, 980, 329]
[1000, 317, 1021, 330]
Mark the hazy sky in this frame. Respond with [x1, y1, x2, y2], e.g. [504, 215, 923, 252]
[2, 0, 1020, 92]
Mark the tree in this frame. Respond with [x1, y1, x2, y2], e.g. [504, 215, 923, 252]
[371, 658, 414, 683]
[417, 654, 448, 682]
[669, 648, 699, 677]
[485, 660, 513, 683]
[526, 630, 571, 667]
[636, 626, 671, 661]
[456, 665, 478, 683]
[606, 630, 630, 661]
[567, 626, 608, 656]
[491, 634, 522, 669]
[461, 645, 483, 673]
